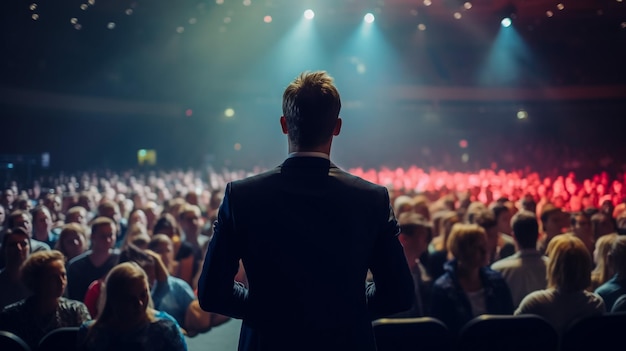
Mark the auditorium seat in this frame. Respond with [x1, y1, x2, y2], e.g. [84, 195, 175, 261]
[0, 330, 31, 351]
[38, 327, 79, 351]
[457, 314, 558, 351]
[560, 312, 626, 351]
[372, 317, 451, 351]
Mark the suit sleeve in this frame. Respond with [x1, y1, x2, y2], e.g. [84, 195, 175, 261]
[197, 183, 248, 318]
[366, 188, 415, 320]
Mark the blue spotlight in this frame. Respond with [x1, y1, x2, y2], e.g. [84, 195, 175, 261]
[364, 13, 375, 24]
[304, 9, 315, 20]
[501, 17, 512, 27]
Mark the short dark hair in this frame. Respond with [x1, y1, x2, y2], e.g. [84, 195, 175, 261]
[474, 209, 497, 230]
[511, 210, 539, 249]
[282, 71, 341, 149]
[91, 216, 117, 236]
[398, 212, 431, 240]
[490, 204, 509, 221]
[540, 204, 561, 228]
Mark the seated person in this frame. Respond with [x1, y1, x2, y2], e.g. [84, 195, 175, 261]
[516, 235, 605, 334]
[77, 262, 187, 351]
[0, 228, 32, 308]
[430, 223, 514, 334]
[595, 235, 626, 310]
[0, 250, 91, 349]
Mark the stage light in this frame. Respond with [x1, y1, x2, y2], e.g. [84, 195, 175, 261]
[517, 109, 528, 120]
[225, 108, 235, 117]
[264, 15, 272, 23]
[501, 17, 512, 27]
[304, 9, 315, 20]
[364, 13, 375, 23]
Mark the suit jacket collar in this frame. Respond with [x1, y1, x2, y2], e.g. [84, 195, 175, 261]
[279, 156, 335, 176]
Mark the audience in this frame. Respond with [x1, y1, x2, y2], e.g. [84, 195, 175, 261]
[2, 160, 626, 346]
[595, 235, 626, 311]
[515, 235, 605, 334]
[77, 262, 187, 351]
[491, 210, 548, 308]
[430, 223, 514, 334]
[0, 228, 32, 308]
[0, 250, 91, 349]
[590, 233, 619, 291]
[66, 217, 120, 301]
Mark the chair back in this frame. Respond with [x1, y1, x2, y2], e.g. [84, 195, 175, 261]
[0, 330, 31, 351]
[38, 327, 79, 351]
[372, 317, 451, 351]
[457, 314, 558, 351]
[560, 312, 626, 351]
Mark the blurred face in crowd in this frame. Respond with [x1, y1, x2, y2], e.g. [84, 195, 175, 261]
[151, 240, 174, 272]
[13, 213, 32, 235]
[2, 189, 15, 208]
[66, 209, 87, 226]
[4, 233, 30, 266]
[39, 259, 67, 298]
[91, 222, 116, 253]
[461, 234, 489, 269]
[180, 210, 201, 237]
[496, 209, 512, 235]
[33, 208, 53, 236]
[0, 204, 5, 225]
[61, 230, 86, 260]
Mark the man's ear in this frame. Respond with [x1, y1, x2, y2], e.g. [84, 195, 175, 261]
[332, 117, 342, 136]
[280, 116, 288, 135]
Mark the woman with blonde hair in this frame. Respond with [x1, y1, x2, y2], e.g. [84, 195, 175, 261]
[77, 262, 187, 350]
[430, 223, 514, 334]
[515, 235, 605, 334]
[590, 233, 618, 291]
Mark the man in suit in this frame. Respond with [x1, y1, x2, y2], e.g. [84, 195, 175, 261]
[198, 71, 414, 351]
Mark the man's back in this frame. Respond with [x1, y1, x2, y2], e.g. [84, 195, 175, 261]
[199, 157, 413, 350]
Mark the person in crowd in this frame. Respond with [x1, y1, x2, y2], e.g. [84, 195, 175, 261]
[76, 191, 97, 223]
[474, 208, 515, 265]
[6, 209, 50, 252]
[198, 71, 414, 351]
[67, 217, 120, 301]
[0, 203, 7, 235]
[153, 213, 194, 279]
[66, 205, 89, 228]
[55, 222, 89, 262]
[31, 205, 59, 249]
[515, 235, 605, 334]
[143, 201, 161, 236]
[595, 235, 626, 310]
[591, 211, 618, 240]
[177, 204, 208, 288]
[491, 210, 548, 308]
[430, 223, 514, 334]
[428, 210, 460, 281]
[0, 228, 31, 308]
[489, 203, 517, 260]
[43, 193, 65, 227]
[1, 188, 16, 213]
[77, 262, 187, 351]
[97, 200, 128, 248]
[537, 204, 566, 254]
[0, 250, 91, 349]
[390, 212, 433, 317]
[393, 195, 415, 217]
[570, 211, 595, 256]
[590, 233, 618, 291]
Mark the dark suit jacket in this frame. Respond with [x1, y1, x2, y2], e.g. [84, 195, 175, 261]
[198, 156, 414, 351]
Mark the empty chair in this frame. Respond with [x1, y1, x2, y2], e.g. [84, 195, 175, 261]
[560, 312, 626, 351]
[457, 314, 558, 351]
[372, 317, 451, 351]
[38, 327, 79, 351]
[0, 330, 31, 351]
